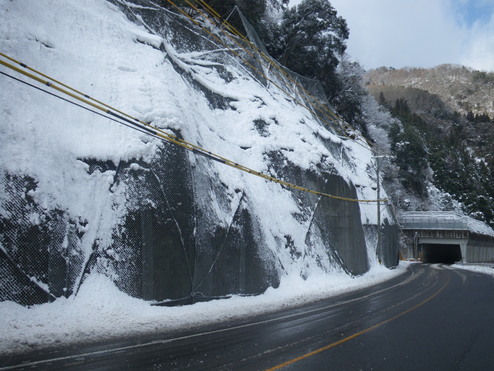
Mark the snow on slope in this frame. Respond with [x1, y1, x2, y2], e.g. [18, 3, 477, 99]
[1, 0, 389, 272]
[0, 0, 397, 352]
[1, 0, 168, 269]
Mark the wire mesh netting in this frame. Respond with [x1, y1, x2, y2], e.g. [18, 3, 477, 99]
[234, 7, 345, 133]
[0, 173, 79, 305]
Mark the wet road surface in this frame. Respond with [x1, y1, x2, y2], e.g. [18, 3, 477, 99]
[2, 263, 494, 370]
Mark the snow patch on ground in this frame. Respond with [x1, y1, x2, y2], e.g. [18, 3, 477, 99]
[0, 262, 409, 355]
[452, 263, 494, 277]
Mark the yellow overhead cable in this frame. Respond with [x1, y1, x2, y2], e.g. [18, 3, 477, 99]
[0, 53, 386, 203]
[187, 0, 373, 147]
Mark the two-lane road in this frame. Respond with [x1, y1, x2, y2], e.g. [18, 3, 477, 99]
[2, 264, 494, 370]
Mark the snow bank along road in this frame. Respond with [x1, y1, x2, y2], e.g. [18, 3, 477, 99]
[2, 263, 494, 370]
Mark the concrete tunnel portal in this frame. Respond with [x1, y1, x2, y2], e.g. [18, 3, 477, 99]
[421, 243, 462, 264]
[400, 212, 494, 263]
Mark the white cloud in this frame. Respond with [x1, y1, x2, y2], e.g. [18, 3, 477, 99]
[462, 13, 494, 71]
[328, 0, 494, 71]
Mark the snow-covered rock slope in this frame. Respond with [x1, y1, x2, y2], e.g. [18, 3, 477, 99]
[0, 0, 397, 305]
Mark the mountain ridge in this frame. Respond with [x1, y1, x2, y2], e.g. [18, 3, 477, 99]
[364, 64, 494, 119]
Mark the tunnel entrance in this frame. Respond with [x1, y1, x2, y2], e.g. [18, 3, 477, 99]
[421, 243, 462, 264]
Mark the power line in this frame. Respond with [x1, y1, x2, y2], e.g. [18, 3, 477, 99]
[0, 53, 386, 203]
[0, 71, 158, 139]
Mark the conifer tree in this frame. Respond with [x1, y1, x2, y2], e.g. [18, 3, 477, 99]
[264, 0, 349, 99]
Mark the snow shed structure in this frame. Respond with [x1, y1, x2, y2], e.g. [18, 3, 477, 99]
[399, 211, 494, 263]
[0, 0, 399, 306]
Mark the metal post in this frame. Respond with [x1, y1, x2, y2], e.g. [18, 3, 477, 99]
[376, 156, 381, 264]
[372, 154, 393, 264]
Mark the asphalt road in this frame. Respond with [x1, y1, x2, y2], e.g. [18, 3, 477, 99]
[2, 263, 494, 370]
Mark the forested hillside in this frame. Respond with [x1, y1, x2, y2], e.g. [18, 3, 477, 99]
[365, 67, 494, 227]
[366, 65, 494, 118]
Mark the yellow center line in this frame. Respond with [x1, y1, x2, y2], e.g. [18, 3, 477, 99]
[266, 275, 449, 370]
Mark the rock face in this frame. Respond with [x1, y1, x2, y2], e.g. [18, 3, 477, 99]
[365, 64, 494, 119]
[0, 0, 398, 306]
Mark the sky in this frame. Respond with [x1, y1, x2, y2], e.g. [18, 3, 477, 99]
[290, 0, 494, 71]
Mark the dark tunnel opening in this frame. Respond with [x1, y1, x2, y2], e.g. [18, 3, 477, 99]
[421, 243, 462, 264]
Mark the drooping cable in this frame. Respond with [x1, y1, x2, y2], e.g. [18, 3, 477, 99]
[0, 53, 386, 203]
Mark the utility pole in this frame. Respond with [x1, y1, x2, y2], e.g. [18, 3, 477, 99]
[372, 154, 391, 264]
[376, 156, 382, 264]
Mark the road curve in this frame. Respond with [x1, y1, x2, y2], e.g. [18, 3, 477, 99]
[2, 263, 494, 370]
